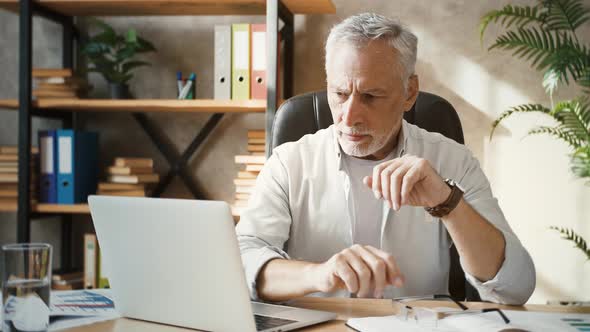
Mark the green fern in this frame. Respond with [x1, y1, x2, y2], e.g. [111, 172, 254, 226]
[481, 0, 590, 93]
[550, 98, 590, 143]
[479, 4, 545, 42]
[571, 146, 590, 180]
[490, 98, 590, 150]
[483, 0, 590, 263]
[528, 126, 583, 147]
[541, 0, 590, 33]
[550, 226, 590, 260]
[490, 103, 551, 139]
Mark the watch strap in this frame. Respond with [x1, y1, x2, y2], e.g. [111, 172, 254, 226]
[424, 179, 464, 218]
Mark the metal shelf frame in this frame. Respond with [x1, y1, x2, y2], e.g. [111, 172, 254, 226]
[14, 0, 294, 271]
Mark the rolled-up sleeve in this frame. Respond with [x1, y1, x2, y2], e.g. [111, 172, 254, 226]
[457, 152, 536, 305]
[235, 150, 293, 300]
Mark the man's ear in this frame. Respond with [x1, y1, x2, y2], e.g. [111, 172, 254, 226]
[403, 75, 419, 113]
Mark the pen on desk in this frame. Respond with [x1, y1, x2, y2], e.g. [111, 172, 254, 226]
[176, 71, 183, 96]
[178, 73, 195, 99]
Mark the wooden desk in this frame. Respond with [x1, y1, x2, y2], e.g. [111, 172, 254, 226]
[63, 297, 590, 332]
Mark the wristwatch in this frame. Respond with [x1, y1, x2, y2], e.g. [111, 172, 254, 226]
[424, 179, 463, 218]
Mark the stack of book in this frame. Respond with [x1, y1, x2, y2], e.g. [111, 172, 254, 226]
[0, 146, 38, 209]
[97, 158, 159, 197]
[52, 271, 84, 290]
[32, 68, 90, 99]
[232, 130, 266, 218]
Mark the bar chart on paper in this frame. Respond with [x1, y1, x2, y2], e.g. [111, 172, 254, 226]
[562, 317, 590, 331]
[50, 290, 115, 316]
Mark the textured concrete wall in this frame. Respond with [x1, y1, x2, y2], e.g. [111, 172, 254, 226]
[1, 0, 589, 303]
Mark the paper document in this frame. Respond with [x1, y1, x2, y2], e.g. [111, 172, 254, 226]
[49, 289, 120, 331]
[347, 308, 590, 332]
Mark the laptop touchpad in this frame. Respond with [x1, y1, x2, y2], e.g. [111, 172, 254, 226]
[251, 302, 294, 315]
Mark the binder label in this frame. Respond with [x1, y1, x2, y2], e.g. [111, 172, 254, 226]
[252, 32, 266, 71]
[58, 136, 72, 174]
[40, 136, 54, 174]
[234, 31, 249, 70]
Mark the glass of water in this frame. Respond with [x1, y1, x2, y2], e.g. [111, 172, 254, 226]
[2, 243, 52, 332]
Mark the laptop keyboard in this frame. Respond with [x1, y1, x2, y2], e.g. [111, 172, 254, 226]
[254, 314, 296, 331]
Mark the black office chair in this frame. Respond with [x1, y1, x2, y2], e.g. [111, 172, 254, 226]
[269, 90, 481, 302]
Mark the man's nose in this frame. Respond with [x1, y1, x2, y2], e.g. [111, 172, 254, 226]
[341, 94, 364, 127]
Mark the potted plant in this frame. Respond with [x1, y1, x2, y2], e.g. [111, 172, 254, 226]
[81, 19, 156, 99]
[480, 0, 590, 260]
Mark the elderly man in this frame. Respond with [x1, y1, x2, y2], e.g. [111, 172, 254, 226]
[236, 13, 536, 305]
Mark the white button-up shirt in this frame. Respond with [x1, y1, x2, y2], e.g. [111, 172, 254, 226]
[236, 120, 536, 305]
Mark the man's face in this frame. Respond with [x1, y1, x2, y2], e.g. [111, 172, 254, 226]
[326, 39, 418, 160]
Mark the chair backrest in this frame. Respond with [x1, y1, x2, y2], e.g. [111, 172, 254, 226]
[270, 90, 480, 301]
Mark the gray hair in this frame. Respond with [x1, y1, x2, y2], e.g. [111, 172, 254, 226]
[325, 13, 418, 88]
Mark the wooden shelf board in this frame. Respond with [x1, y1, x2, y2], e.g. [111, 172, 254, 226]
[34, 203, 90, 214]
[0, 0, 336, 16]
[0, 202, 90, 214]
[0, 98, 266, 113]
[0, 201, 17, 212]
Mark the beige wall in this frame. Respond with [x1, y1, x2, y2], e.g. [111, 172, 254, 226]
[1, 0, 588, 303]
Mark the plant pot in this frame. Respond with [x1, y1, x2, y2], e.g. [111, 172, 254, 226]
[109, 83, 130, 99]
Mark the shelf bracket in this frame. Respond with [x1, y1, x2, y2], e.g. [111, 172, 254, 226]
[132, 113, 225, 199]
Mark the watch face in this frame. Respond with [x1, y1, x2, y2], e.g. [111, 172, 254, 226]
[444, 179, 456, 187]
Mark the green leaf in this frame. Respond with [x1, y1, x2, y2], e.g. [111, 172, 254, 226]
[489, 27, 556, 68]
[136, 37, 157, 53]
[542, 0, 590, 32]
[490, 103, 552, 140]
[543, 68, 560, 94]
[479, 4, 545, 43]
[115, 45, 138, 62]
[121, 60, 151, 74]
[571, 146, 590, 179]
[81, 43, 110, 56]
[528, 125, 583, 147]
[550, 98, 590, 143]
[549, 226, 590, 260]
[126, 29, 137, 43]
[121, 73, 133, 84]
[88, 18, 115, 36]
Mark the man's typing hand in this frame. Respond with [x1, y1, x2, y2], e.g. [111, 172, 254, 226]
[309, 244, 404, 298]
[363, 155, 451, 211]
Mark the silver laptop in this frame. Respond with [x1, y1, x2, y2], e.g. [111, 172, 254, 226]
[88, 196, 336, 332]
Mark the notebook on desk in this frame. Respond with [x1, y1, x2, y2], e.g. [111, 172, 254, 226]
[88, 196, 336, 332]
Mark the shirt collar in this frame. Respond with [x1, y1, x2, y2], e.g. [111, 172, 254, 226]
[333, 119, 409, 171]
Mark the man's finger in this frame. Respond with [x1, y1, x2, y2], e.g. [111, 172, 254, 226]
[400, 162, 422, 205]
[371, 162, 387, 199]
[342, 248, 373, 298]
[352, 245, 388, 298]
[380, 165, 395, 206]
[363, 175, 372, 189]
[372, 159, 401, 200]
[333, 257, 359, 294]
[390, 163, 412, 211]
[364, 246, 404, 286]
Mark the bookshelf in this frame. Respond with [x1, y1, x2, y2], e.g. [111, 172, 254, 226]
[0, 0, 335, 271]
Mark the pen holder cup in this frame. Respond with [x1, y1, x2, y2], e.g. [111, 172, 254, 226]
[178, 79, 196, 99]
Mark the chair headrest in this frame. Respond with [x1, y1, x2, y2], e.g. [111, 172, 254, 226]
[270, 90, 464, 151]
